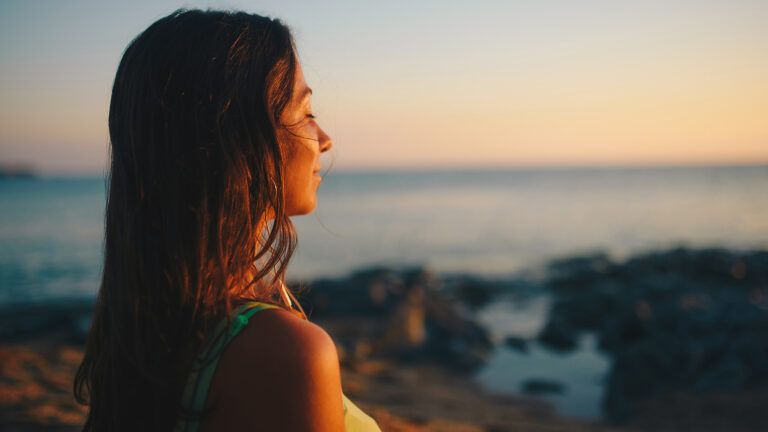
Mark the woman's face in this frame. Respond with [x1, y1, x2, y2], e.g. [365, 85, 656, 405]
[278, 62, 333, 216]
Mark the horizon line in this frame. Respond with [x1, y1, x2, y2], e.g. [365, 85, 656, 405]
[10, 160, 767, 178]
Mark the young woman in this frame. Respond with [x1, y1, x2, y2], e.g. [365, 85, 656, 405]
[73, 9, 381, 432]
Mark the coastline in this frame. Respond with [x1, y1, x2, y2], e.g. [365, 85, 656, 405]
[0, 331, 618, 432]
[2, 246, 767, 431]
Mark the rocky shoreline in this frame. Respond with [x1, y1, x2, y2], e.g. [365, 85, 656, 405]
[2, 246, 767, 431]
[0, 310, 614, 432]
[537, 247, 768, 425]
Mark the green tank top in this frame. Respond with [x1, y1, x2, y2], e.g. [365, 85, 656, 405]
[174, 301, 381, 432]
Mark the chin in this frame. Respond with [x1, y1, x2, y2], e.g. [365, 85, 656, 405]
[287, 199, 317, 217]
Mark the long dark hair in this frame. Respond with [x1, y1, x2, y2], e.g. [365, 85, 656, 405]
[74, 8, 307, 431]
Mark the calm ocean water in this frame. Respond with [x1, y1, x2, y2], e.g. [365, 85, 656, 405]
[1, 165, 767, 304]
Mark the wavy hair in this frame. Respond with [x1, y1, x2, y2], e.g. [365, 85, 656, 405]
[74, 8, 307, 431]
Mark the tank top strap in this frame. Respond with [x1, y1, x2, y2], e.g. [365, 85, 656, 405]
[175, 301, 282, 432]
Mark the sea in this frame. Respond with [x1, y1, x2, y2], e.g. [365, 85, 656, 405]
[2, 164, 767, 420]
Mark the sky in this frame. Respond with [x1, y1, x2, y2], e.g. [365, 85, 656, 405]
[1, 0, 767, 174]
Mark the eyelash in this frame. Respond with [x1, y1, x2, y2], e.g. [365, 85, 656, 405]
[307, 114, 317, 120]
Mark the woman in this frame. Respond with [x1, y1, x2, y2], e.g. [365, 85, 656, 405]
[73, 8, 381, 432]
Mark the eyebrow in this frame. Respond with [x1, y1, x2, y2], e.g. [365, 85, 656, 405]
[299, 86, 313, 100]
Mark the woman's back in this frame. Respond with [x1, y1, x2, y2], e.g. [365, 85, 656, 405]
[176, 301, 381, 432]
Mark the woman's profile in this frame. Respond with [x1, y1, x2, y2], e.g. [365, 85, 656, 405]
[73, 8, 381, 432]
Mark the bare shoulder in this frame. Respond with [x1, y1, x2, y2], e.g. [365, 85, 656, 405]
[200, 307, 345, 432]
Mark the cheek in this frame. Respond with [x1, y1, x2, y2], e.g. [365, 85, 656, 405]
[287, 138, 316, 172]
[282, 138, 319, 215]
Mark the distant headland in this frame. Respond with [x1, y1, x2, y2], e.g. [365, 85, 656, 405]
[0, 163, 37, 179]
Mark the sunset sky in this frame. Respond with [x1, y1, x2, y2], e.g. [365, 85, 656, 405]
[1, 0, 766, 174]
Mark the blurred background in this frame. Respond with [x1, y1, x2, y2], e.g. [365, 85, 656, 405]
[1, 1, 767, 431]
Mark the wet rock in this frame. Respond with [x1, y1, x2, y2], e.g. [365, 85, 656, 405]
[443, 275, 500, 309]
[540, 247, 768, 423]
[504, 336, 529, 353]
[295, 265, 494, 372]
[537, 316, 579, 353]
[0, 299, 93, 344]
[521, 378, 566, 396]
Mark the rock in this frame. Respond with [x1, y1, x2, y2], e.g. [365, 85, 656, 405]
[537, 317, 579, 353]
[504, 336, 529, 353]
[521, 378, 567, 395]
[0, 299, 94, 344]
[444, 276, 500, 309]
[297, 265, 494, 372]
[539, 247, 768, 424]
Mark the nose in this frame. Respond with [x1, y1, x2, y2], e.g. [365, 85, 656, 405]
[318, 125, 333, 153]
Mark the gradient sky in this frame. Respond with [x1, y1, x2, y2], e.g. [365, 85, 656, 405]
[1, 0, 767, 174]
